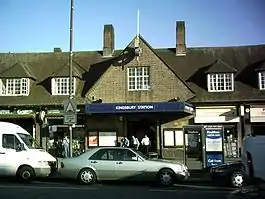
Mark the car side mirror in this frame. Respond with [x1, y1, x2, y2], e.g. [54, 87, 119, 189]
[16, 143, 25, 152]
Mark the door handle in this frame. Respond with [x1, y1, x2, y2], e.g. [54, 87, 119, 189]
[116, 162, 123, 164]
[0, 152, 5, 154]
[90, 161, 98, 164]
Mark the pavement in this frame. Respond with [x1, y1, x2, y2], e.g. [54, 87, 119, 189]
[0, 180, 232, 199]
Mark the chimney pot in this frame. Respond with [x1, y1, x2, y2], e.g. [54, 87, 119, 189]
[103, 24, 115, 57]
[176, 21, 186, 56]
[54, 48, 62, 53]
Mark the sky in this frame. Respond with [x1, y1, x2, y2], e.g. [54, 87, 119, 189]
[1, 0, 265, 53]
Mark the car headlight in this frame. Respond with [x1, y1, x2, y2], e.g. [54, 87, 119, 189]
[38, 161, 49, 166]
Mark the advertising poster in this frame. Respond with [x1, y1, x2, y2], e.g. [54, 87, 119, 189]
[99, 132, 117, 146]
[88, 132, 98, 147]
[206, 153, 224, 167]
[205, 125, 223, 152]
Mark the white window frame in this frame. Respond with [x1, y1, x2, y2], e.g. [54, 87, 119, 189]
[207, 73, 234, 92]
[258, 71, 265, 90]
[51, 77, 76, 95]
[0, 78, 30, 96]
[127, 67, 150, 91]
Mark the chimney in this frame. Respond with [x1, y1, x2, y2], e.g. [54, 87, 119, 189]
[54, 47, 62, 53]
[103, 24, 115, 57]
[176, 21, 186, 56]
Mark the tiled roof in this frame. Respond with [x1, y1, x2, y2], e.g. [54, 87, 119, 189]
[0, 38, 265, 106]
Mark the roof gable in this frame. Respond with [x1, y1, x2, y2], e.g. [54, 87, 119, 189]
[254, 60, 265, 72]
[204, 59, 238, 74]
[0, 62, 36, 80]
[50, 60, 87, 79]
[117, 35, 195, 95]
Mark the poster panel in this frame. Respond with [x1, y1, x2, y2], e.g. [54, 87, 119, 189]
[88, 131, 98, 147]
[206, 153, 224, 167]
[174, 130, 184, 146]
[205, 125, 223, 152]
[99, 132, 117, 146]
[164, 130, 174, 146]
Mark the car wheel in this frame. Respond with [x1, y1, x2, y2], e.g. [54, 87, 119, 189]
[78, 168, 96, 185]
[157, 169, 174, 186]
[17, 166, 35, 182]
[230, 171, 244, 188]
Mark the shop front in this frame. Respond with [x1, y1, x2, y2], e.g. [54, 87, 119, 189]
[42, 108, 86, 158]
[194, 106, 241, 161]
[249, 105, 265, 135]
[85, 101, 195, 158]
[0, 109, 36, 137]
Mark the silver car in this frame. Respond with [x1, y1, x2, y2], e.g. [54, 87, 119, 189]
[58, 147, 189, 186]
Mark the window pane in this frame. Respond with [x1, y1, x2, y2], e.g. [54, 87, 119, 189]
[53, 78, 75, 95]
[208, 73, 233, 92]
[260, 72, 265, 89]
[127, 67, 150, 91]
[1, 78, 29, 96]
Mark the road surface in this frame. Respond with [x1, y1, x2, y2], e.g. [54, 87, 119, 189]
[0, 180, 231, 199]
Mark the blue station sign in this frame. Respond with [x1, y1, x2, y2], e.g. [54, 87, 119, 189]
[85, 101, 194, 114]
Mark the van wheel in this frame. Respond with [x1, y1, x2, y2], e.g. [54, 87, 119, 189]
[17, 166, 35, 182]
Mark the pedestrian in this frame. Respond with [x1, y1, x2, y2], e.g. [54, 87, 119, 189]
[122, 136, 130, 147]
[141, 135, 150, 155]
[62, 135, 69, 158]
[132, 136, 140, 150]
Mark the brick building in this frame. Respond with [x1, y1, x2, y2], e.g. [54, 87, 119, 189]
[0, 21, 265, 168]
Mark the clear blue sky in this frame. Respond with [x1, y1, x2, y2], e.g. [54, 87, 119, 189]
[1, 0, 265, 53]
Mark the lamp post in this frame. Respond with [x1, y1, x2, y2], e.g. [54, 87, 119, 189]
[68, 0, 74, 157]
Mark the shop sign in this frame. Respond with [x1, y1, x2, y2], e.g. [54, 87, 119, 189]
[0, 110, 33, 115]
[47, 109, 81, 115]
[206, 153, 224, 167]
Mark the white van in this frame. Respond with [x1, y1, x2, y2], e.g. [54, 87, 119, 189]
[242, 135, 265, 184]
[0, 121, 56, 181]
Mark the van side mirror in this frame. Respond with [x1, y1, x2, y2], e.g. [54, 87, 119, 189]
[16, 143, 25, 152]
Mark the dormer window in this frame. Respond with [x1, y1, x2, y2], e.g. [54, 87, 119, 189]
[207, 73, 234, 92]
[51, 77, 76, 95]
[258, 71, 265, 90]
[0, 78, 30, 96]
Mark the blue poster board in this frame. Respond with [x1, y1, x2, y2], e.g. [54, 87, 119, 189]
[206, 153, 224, 167]
[204, 125, 224, 167]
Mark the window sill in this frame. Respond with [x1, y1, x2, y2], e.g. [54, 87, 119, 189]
[0, 94, 29, 97]
[128, 89, 150, 92]
[208, 90, 234, 92]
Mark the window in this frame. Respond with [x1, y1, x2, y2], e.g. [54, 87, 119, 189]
[51, 77, 76, 95]
[258, 71, 265, 90]
[115, 149, 138, 161]
[207, 73, 234, 92]
[89, 149, 115, 160]
[0, 78, 30, 96]
[127, 67, 150, 91]
[2, 134, 21, 149]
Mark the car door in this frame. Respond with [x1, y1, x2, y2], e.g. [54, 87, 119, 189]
[0, 134, 22, 176]
[114, 148, 146, 181]
[88, 148, 116, 180]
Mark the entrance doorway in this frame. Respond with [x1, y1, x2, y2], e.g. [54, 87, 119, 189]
[127, 119, 157, 153]
[183, 126, 204, 170]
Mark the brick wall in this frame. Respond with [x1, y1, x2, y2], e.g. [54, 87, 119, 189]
[87, 37, 193, 103]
